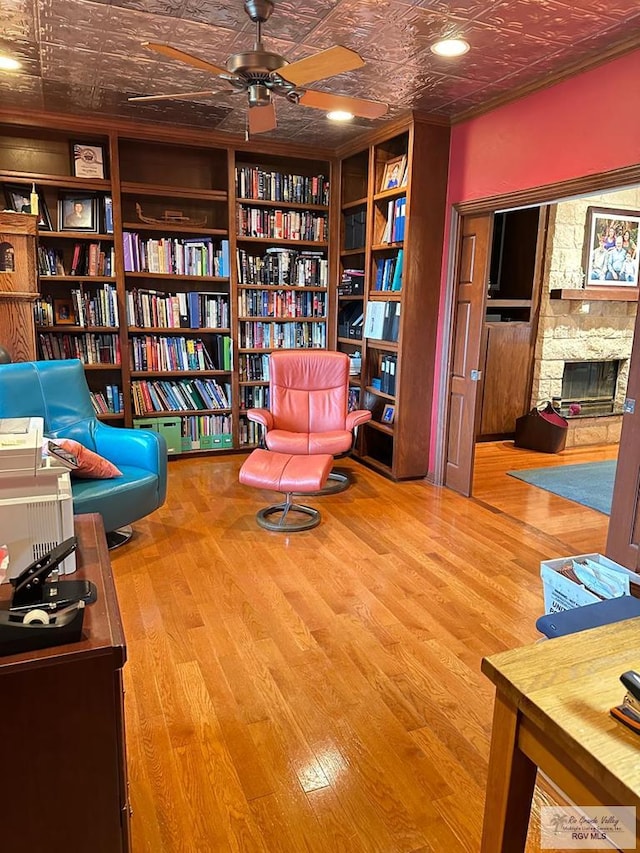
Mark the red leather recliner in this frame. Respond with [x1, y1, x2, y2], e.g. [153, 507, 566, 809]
[246, 350, 371, 492]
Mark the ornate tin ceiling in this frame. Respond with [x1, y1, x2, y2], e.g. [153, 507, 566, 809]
[1, 0, 640, 145]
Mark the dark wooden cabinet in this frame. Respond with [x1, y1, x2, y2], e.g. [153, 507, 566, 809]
[0, 514, 130, 853]
[477, 207, 547, 439]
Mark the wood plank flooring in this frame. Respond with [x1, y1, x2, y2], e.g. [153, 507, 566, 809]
[110, 442, 618, 852]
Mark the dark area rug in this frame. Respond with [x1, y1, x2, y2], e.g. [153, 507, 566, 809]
[507, 459, 617, 515]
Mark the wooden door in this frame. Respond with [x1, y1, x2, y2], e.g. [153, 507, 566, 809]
[606, 303, 640, 569]
[444, 213, 492, 495]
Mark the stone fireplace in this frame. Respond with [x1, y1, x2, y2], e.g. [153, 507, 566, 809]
[531, 187, 639, 447]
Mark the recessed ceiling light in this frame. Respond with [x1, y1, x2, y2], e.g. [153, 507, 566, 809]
[327, 110, 354, 122]
[430, 38, 470, 58]
[0, 55, 21, 71]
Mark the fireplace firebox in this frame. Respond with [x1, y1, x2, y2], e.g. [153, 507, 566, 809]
[560, 360, 620, 417]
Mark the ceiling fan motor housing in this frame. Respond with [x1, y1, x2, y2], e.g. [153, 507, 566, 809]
[244, 0, 274, 23]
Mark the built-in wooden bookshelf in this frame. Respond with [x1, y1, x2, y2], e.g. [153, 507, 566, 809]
[234, 152, 333, 448]
[0, 114, 449, 468]
[336, 118, 450, 480]
[118, 138, 232, 453]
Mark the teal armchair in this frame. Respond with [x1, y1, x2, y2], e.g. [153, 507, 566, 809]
[0, 359, 167, 546]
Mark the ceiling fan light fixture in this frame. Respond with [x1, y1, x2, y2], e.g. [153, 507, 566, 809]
[327, 110, 354, 122]
[0, 55, 21, 71]
[430, 38, 470, 58]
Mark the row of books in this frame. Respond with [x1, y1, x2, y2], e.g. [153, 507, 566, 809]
[181, 414, 232, 443]
[90, 386, 123, 415]
[377, 354, 398, 396]
[239, 321, 326, 350]
[129, 335, 216, 373]
[239, 385, 269, 410]
[238, 288, 326, 319]
[374, 250, 403, 291]
[238, 417, 261, 447]
[236, 247, 328, 287]
[378, 197, 406, 244]
[131, 378, 231, 415]
[35, 283, 119, 328]
[38, 243, 116, 277]
[126, 289, 230, 330]
[38, 332, 120, 365]
[123, 233, 230, 277]
[363, 301, 401, 342]
[237, 207, 327, 242]
[239, 353, 270, 382]
[235, 167, 329, 206]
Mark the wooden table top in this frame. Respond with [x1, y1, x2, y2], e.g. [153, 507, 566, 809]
[482, 617, 640, 806]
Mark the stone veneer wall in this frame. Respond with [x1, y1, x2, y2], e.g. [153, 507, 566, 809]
[532, 187, 640, 447]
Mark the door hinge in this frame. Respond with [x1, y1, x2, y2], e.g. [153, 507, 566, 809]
[624, 397, 636, 414]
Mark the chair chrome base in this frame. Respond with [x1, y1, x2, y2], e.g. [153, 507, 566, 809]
[106, 525, 133, 550]
[295, 467, 351, 497]
[256, 493, 320, 532]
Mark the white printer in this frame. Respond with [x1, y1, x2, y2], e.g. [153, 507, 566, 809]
[0, 417, 76, 578]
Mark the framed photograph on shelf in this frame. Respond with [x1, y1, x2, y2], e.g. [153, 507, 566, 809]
[380, 155, 406, 192]
[381, 403, 395, 425]
[53, 297, 76, 325]
[583, 206, 639, 287]
[3, 184, 52, 230]
[58, 195, 98, 232]
[71, 142, 105, 179]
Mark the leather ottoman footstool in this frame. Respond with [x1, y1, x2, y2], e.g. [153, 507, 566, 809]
[239, 448, 333, 531]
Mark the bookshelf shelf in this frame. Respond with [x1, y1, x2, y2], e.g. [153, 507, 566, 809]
[83, 364, 122, 371]
[373, 187, 407, 202]
[365, 385, 395, 401]
[368, 292, 402, 302]
[365, 340, 399, 353]
[97, 413, 124, 421]
[338, 336, 362, 345]
[133, 408, 231, 417]
[237, 284, 327, 292]
[38, 275, 117, 282]
[341, 247, 366, 257]
[125, 272, 229, 282]
[122, 222, 228, 237]
[37, 325, 117, 333]
[236, 236, 328, 248]
[238, 316, 326, 323]
[237, 197, 328, 211]
[0, 171, 111, 192]
[371, 241, 403, 252]
[367, 420, 394, 436]
[43, 231, 114, 241]
[342, 196, 368, 211]
[120, 182, 227, 202]
[130, 370, 230, 378]
[127, 326, 231, 334]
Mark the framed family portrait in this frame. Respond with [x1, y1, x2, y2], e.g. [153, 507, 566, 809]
[58, 194, 98, 232]
[381, 403, 395, 425]
[583, 206, 640, 287]
[71, 142, 105, 179]
[3, 184, 52, 230]
[53, 298, 76, 325]
[379, 155, 406, 192]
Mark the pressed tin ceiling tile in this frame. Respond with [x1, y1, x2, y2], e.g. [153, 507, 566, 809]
[1, 0, 639, 143]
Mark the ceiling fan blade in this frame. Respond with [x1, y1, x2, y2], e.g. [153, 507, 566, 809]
[142, 42, 229, 77]
[299, 90, 388, 120]
[279, 45, 365, 87]
[248, 103, 277, 135]
[128, 91, 216, 103]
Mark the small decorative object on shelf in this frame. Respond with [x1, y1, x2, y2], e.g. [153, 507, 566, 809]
[379, 155, 406, 191]
[72, 142, 105, 179]
[382, 403, 395, 424]
[135, 202, 208, 227]
[3, 184, 52, 230]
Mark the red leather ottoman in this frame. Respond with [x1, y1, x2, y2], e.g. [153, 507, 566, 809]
[239, 449, 333, 531]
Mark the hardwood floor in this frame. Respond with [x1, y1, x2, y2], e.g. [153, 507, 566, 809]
[110, 442, 618, 852]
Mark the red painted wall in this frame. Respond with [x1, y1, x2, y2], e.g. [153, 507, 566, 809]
[431, 48, 640, 472]
[447, 48, 640, 205]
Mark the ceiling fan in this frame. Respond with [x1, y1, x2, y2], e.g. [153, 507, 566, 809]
[129, 0, 388, 135]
